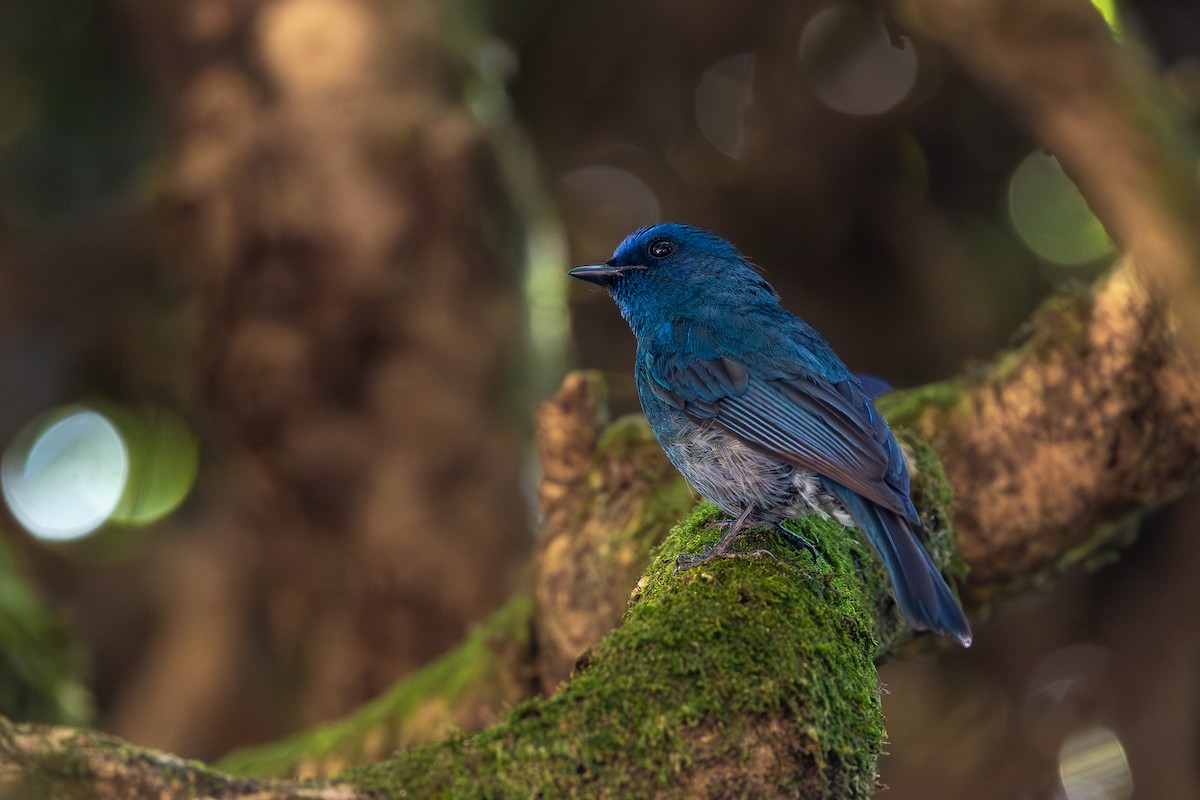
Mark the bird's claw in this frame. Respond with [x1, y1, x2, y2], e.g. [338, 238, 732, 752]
[738, 548, 777, 561]
[672, 549, 713, 574]
[775, 524, 820, 560]
[672, 505, 781, 574]
[671, 543, 777, 575]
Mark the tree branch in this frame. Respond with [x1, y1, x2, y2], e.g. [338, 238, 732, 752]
[6, 253, 1198, 797]
[0, 716, 354, 800]
[881, 262, 1200, 602]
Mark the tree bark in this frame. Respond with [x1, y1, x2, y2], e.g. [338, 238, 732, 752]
[103, 0, 530, 755]
[880, 264, 1200, 600]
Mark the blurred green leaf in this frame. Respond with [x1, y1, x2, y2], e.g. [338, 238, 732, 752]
[0, 534, 93, 725]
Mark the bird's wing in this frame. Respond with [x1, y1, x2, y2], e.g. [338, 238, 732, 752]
[646, 334, 918, 523]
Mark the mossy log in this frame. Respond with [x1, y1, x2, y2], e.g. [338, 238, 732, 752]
[0, 501, 913, 799]
[3, 252, 1199, 797]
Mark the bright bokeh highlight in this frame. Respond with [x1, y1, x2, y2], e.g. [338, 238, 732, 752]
[109, 407, 200, 526]
[524, 217, 572, 394]
[1090, 0, 1122, 38]
[2, 408, 129, 541]
[1008, 151, 1114, 266]
[2, 404, 201, 542]
[799, 4, 918, 116]
[1059, 726, 1133, 800]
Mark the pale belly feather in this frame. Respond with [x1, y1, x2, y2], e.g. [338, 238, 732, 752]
[659, 421, 853, 527]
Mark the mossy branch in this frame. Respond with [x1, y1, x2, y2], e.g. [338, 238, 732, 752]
[343, 504, 895, 799]
[1, 503, 904, 798]
[880, 263, 1200, 606]
[6, 248, 1198, 799]
[0, 714, 355, 800]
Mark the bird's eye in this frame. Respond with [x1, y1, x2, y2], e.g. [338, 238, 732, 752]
[648, 239, 676, 259]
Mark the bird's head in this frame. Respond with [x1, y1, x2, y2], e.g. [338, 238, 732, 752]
[569, 223, 777, 332]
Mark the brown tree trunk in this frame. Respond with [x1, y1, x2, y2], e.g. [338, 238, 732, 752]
[104, 0, 530, 756]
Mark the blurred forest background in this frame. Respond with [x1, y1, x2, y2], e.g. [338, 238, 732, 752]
[0, 0, 1197, 797]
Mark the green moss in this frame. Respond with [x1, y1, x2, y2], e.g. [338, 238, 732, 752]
[346, 507, 886, 798]
[595, 413, 695, 544]
[217, 591, 536, 778]
[594, 412, 652, 456]
[873, 377, 970, 433]
[892, 432, 965, 581]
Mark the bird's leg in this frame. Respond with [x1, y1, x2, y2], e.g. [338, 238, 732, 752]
[673, 505, 775, 573]
[775, 522, 819, 560]
[706, 504, 759, 555]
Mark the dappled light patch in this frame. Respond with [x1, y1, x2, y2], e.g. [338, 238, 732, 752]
[1059, 726, 1132, 800]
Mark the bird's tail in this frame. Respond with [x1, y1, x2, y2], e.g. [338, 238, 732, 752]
[825, 483, 972, 647]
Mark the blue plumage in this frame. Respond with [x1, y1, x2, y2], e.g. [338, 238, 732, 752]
[569, 223, 972, 646]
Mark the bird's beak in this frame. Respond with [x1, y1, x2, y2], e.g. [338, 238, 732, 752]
[568, 264, 628, 286]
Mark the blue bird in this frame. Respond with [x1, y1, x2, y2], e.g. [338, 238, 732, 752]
[569, 223, 972, 646]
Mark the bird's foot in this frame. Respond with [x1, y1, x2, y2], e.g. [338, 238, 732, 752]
[672, 506, 775, 574]
[672, 542, 776, 574]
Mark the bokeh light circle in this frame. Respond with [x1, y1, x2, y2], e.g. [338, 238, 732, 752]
[799, 4, 918, 116]
[109, 407, 201, 526]
[558, 163, 661, 256]
[1059, 726, 1133, 800]
[1008, 151, 1114, 266]
[2, 408, 130, 541]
